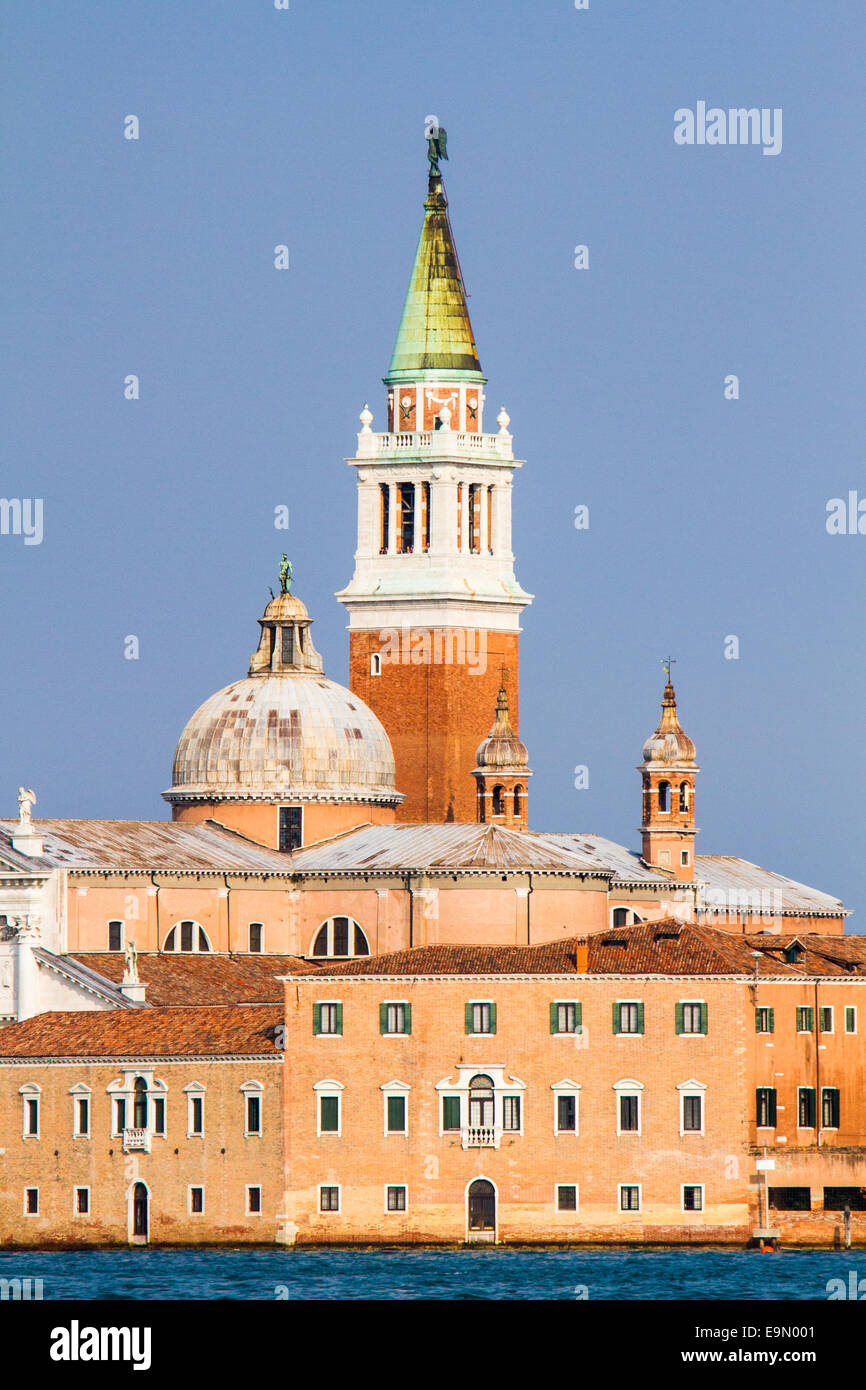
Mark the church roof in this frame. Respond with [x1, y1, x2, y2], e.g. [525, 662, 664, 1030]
[0, 819, 294, 874]
[288, 822, 614, 876]
[385, 176, 483, 383]
[695, 856, 845, 917]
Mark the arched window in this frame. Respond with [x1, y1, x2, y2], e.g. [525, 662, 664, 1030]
[370, 652, 382, 677]
[658, 781, 671, 813]
[133, 1077, 148, 1130]
[612, 908, 629, 928]
[468, 1074, 495, 1129]
[163, 921, 211, 953]
[679, 782, 690, 812]
[513, 786, 523, 817]
[311, 917, 370, 959]
[492, 785, 505, 816]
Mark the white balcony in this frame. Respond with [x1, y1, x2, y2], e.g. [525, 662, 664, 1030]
[356, 430, 514, 463]
[122, 1128, 150, 1153]
[462, 1126, 500, 1150]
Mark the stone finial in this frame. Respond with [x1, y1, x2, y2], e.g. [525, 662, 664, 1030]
[496, 406, 511, 435]
[357, 403, 376, 458]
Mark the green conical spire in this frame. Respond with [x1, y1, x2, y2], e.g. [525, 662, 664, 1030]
[385, 174, 485, 384]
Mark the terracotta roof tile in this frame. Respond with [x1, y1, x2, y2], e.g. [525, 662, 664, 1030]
[300, 921, 866, 979]
[0, 1005, 283, 1058]
[69, 952, 319, 1006]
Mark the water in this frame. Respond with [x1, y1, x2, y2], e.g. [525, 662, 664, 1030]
[0, 1247, 863, 1300]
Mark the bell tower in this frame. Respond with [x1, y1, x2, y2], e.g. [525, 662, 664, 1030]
[638, 665, 699, 882]
[337, 132, 532, 823]
[472, 675, 531, 829]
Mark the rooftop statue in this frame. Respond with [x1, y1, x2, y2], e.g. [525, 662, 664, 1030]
[425, 117, 448, 178]
[17, 786, 36, 830]
[279, 555, 292, 594]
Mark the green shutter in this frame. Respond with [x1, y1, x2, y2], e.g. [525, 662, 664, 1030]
[465, 1002, 473, 1034]
[335, 1003, 343, 1035]
[313, 1003, 321, 1035]
[550, 1002, 559, 1034]
[380, 1002, 388, 1035]
[768, 1007, 775, 1034]
[769, 1090, 777, 1126]
[387, 1095, 405, 1132]
[575, 1002, 583, 1031]
[320, 1096, 339, 1132]
[699, 1002, 708, 1035]
[636, 1002, 645, 1035]
[403, 1003, 412, 1035]
[675, 1003, 684, 1035]
[754, 1008, 761, 1033]
[442, 1096, 460, 1130]
[612, 1002, 620, 1034]
[489, 1002, 497, 1034]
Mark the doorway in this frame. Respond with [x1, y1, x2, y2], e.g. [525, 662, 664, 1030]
[467, 1179, 496, 1241]
[131, 1182, 149, 1243]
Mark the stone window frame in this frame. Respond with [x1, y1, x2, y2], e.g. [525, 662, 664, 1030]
[240, 1080, 264, 1137]
[184, 1081, 206, 1139]
[614, 1078, 644, 1136]
[19, 1083, 41, 1140]
[678, 1079, 707, 1137]
[552, 1079, 582, 1136]
[314, 1078, 344, 1137]
[69, 1082, 92, 1138]
[381, 1079, 410, 1137]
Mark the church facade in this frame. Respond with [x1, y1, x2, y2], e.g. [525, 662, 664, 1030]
[0, 142, 861, 1248]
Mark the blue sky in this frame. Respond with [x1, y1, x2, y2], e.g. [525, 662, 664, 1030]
[2, 1, 864, 923]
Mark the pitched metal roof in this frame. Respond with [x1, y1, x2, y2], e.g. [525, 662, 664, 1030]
[288, 822, 612, 876]
[0, 820, 294, 874]
[695, 856, 845, 915]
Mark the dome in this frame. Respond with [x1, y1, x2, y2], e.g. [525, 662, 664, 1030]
[641, 681, 697, 767]
[167, 673, 398, 803]
[474, 685, 530, 773]
[164, 580, 400, 806]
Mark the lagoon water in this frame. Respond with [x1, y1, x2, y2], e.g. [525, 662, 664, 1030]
[1, 1247, 864, 1300]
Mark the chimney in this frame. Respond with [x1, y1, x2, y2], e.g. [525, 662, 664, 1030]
[573, 936, 588, 974]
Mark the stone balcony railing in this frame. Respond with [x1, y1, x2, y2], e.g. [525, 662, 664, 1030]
[122, 1128, 150, 1153]
[462, 1126, 500, 1150]
[356, 429, 514, 463]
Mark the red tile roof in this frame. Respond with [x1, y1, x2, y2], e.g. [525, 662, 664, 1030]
[69, 952, 319, 1006]
[0, 1004, 283, 1058]
[296, 921, 866, 979]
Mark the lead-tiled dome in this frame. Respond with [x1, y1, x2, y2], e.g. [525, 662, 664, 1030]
[165, 586, 399, 806]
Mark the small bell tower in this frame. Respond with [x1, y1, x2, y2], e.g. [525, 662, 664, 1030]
[638, 663, 699, 881]
[472, 672, 531, 828]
